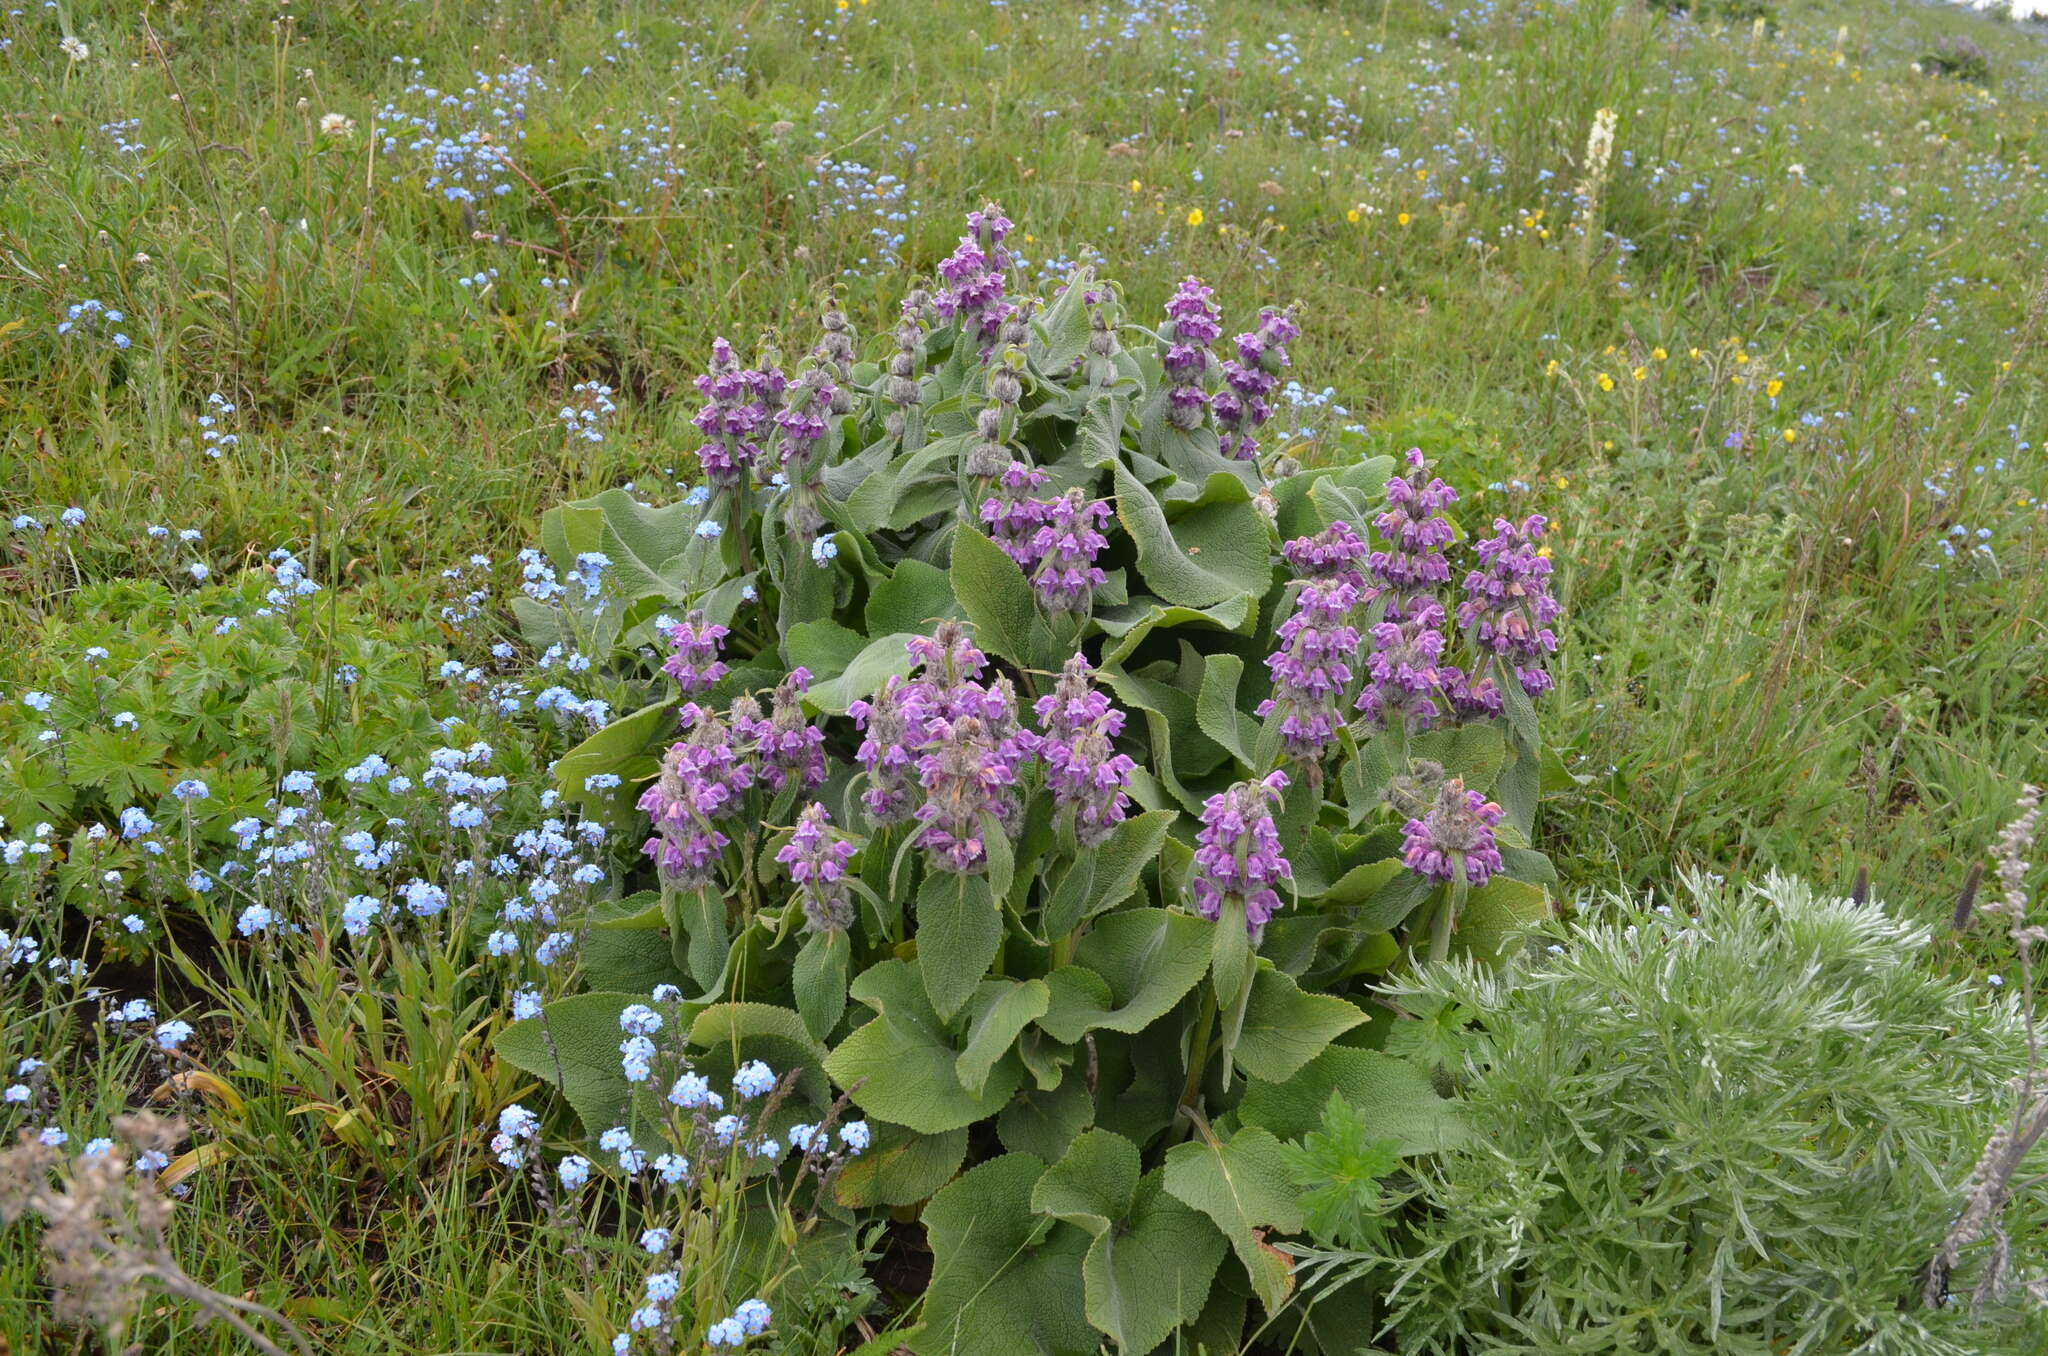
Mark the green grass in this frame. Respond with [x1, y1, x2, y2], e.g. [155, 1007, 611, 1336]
[1, 0, 2045, 1348]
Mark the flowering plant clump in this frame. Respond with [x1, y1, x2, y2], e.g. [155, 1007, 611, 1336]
[497, 206, 1565, 1354]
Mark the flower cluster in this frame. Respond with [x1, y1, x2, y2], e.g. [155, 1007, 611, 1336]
[1027, 656, 1137, 847]
[736, 668, 827, 796]
[1160, 276, 1222, 431]
[1191, 772, 1293, 935]
[1401, 779, 1504, 886]
[1458, 514, 1562, 700]
[662, 611, 729, 694]
[775, 803, 857, 933]
[1355, 451, 1459, 731]
[934, 205, 1013, 353]
[979, 469, 1113, 616]
[1260, 565, 1361, 765]
[1216, 305, 1300, 460]
[693, 338, 786, 491]
[639, 704, 754, 886]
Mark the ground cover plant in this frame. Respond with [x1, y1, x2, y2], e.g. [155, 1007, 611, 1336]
[1, 0, 2046, 1350]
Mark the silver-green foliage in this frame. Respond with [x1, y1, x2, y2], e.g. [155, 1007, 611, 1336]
[1296, 872, 2047, 1355]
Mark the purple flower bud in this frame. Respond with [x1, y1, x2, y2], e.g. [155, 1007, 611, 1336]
[1024, 489, 1112, 615]
[1029, 655, 1136, 846]
[1191, 772, 1293, 935]
[979, 462, 1054, 567]
[694, 339, 786, 490]
[913, 707, 1026, 874]
[1401, 779, 1504, 885]
[1281, 519, 1369, 584]
[848, 675, 920, 827]
[662, 610, 729, 694]
[776, 803, 857, 932]
[935, 206, 1013, 354]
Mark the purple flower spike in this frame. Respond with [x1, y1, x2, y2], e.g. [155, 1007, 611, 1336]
[694, 339, 784, 490]
[740, 668, 827, 795]
[1281, 520, 1369, 586]
[1366, 448, 1459, 616]
[848, 675, 921, 827]
[1030, 655, 1137, 846]
[776, 803, 857, 932]
[913, 705, 1027, 874]
[662, 610, 729, 694]
[1260, 574, 1361, 764]
[1401, 779, 1504, 886]
[1161, 277, 1221, 431]
[1458, 514, 1562, 698]
[1191, 771, 1293, 936]
[1356, 598, 1449, 733]
[979, 462, 1054, 568]
[640, 704, 756, 886]
[1025, 489, 1112, 616]
[1215, 305, 1300, 460]
[936, 206, 1014, 353]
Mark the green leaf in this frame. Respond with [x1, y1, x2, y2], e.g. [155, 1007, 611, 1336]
[494, 993, 657, 1138]
[670, 886, 730, 994]
[1237, 1045, 1466, 1151]
[784, 618, 869, 682]
[552, 699, 674, 806]
[998, 1078, 1096, 1163]
[825, 960, 1022, 1134]
[1030, 1127, 1140, 1238]
[866, 558, 964, 636]
[1112, 462, 1274, 609]
[1454, 874, 1552, 960]
[803, 631, 921, 715]
[950, 521, 1054, 670]
[1039, 810, 1175, 940]
[1410, 722, 1507, 795]
[1027, 266, 1095, 375]
[1079, 1170, 1226, 1354]
[688, 1003, 833, 1120]
[918, 870, 1002, 1023]
[1232, 968, 1364, 1083]
[1163, 1128, 1303, 1315]
[1194, 653, 1256, 767]
[1037, 909, 1214, 1042]
[1093, 595, 1252, 668]
[1496, 661, 1540, 752]
[580, 925, 688, 995]
[832, 1121, 969, 1208]
[956, 979, 1051, 1099]
[916, 1155, 1096, 1356]
[792, 929, 851, 1043]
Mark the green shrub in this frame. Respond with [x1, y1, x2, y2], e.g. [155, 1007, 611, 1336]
[1292, 873, 2047, 1354]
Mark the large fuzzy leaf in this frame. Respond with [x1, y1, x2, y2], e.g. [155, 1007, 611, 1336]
[1112, 463, 1274, 609]
[1163, 1128, 1303, 1315]
[825, 960, 1022, 1134]
[915, 1155, 1096, 1356]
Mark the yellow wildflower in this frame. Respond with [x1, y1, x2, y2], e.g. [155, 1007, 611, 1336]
[1186, 208, 1204, 227]
[1765, 379, 1783, 398]
[1597, 373, 1615, 392]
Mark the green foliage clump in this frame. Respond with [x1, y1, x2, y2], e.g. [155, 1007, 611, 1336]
[1295, 873, 2047, 1354]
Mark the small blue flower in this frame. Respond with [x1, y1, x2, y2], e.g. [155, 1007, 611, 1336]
[170, 779, 209, 802]
[557, 1155, 592, 1191]
[734, 1299, 771, 1336]
[840, 1120, 871, 1154]
[732, 1059, 776, 1100]
[237, 905, 274, 937]
[639, 1227, 672, 1253]
[154, 1020, 195, 1051]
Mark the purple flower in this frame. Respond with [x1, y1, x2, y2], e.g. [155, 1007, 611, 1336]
[738, 668, 827, 794]
[913, 709, 1026, 874]
[1356, 597, 1449, 733]
[1366, 448, 1458, 616]
[848, 675, 921, 827]
[638, 703, 754, 886]
[1401, 780, 1504, 886]
[1281, 520, 1369, 586]
[1160, 276, 1221, 431]
[694, 339, 785, 490]
[1191, 772, 1293, 935]
[1458, 515, 1562, 698]
[1215, 305, 1299, 460]
[662, 610, 728, 694]
[1024, 489, 1112, 615]
[1260, 574, 1361, 763]
[935, 206, 1013, 353]
[774, 368, 837, 486]
[776, 803, 857, 932]
[979, 462, 1054, 567]
[1029, 655, 1136, 846]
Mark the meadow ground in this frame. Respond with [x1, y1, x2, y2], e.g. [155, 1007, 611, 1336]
[0, 0, 2045, 1349]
